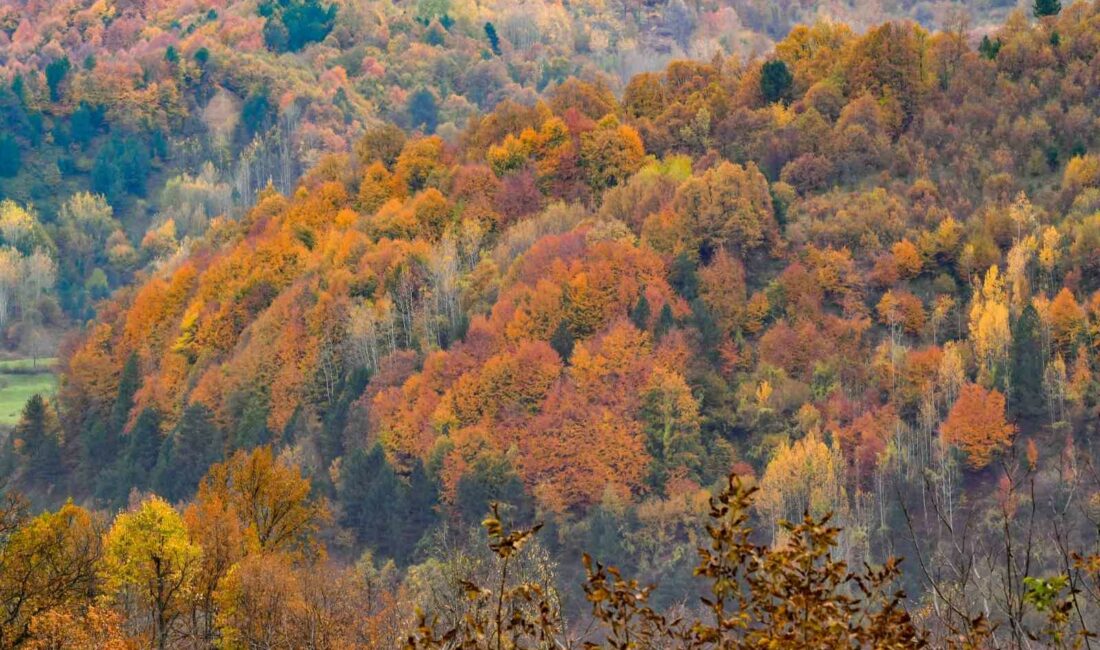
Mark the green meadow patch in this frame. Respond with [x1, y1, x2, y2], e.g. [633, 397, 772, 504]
[0, 358, 58, 425]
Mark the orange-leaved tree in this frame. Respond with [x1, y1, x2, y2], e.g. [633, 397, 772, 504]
[194, 447, 330, 556]
[940, 383, 1016, 469]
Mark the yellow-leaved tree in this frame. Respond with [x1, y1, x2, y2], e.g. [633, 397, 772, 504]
[100, 496, 201, 650]
[0, 502, 101, 648]
[968, 265, 1011, 386]
[756, 431, 846, 537]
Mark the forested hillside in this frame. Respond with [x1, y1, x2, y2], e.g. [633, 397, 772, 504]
[2, 0, 1100, 646]
[0, 0, 1022, 324]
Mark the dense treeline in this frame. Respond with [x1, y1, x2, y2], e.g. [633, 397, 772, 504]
[0, 453, 1096, 647]
[3, 0, 1100, 645]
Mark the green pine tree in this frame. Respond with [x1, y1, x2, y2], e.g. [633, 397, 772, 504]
[630, 293, 652, 331]
[1033, 0, 1061, 17]
[407, 88, 439, 133]
[669, 252, 699, 300]
[399, 459, 439, 561]
[153, 403, 223, 502]
[125, 408, 163, 491]
[338, 444, 402, 558]
[0, 134, 20, 178]
[550, 320, 575, 362]
[454, 454, 531, 525]
[978, 35, 1002, 60]
[655, 303, 675, 340]
[484, 22, 502, 55]
[584, 502, 631, 571]
[759, 59, 793, 104]
[16, 395, 61, 487]
[1011, 304, 1045, 418]
[111, 352, 140, 436]
[234, 390, 272, 449]
[44, 57, 70, 102]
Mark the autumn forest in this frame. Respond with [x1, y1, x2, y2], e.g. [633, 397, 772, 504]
[1, 0, 1100, 646]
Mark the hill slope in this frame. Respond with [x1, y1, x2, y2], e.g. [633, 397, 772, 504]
[3, 3, 1100, 643]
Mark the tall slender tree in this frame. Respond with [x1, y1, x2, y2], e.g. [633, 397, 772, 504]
[1010, 304, 1044, 418]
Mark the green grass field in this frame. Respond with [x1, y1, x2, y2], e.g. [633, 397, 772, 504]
[0, 358, 58, 425]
